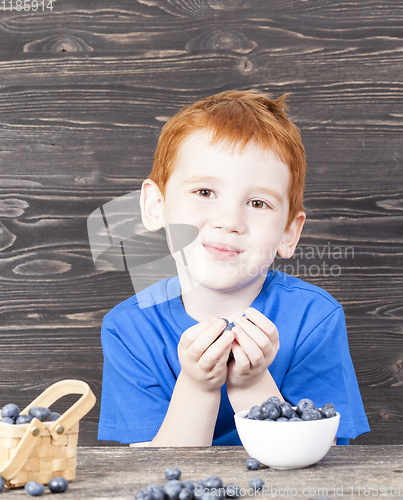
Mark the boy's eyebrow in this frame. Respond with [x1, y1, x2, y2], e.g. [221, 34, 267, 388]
[254, 187, 284, 203]
[182, 175, 218, 185]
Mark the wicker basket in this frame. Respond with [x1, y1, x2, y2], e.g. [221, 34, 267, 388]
[0, 379, 96, 489]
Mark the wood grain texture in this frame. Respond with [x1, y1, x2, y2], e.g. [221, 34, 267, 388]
[0, 0, 402, 445]
[71, 445, 403, 499]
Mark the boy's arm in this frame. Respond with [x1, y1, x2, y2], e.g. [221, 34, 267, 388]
[134, 317, 234, 447]
[147, 372, 222, 446]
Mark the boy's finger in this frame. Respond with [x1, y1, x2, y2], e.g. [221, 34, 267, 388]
[230, 341, 250, 368]
[186, 318, 228, 361]
[244, 308, 276, 339]
[231, 325, 266, 365]
[198, 330, 234, 369]
[180, 317, 222, 349]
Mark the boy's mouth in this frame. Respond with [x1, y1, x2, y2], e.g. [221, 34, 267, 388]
[202, 243, 243, 260]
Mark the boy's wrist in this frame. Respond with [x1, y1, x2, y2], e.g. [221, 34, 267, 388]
[178, 370, 223, 397]
[227, 370, 283, 414]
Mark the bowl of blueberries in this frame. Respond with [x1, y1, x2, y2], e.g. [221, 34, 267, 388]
[234, 397, 340, 470]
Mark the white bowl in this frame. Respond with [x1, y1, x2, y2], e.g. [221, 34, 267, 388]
[234, 409, 340, 469]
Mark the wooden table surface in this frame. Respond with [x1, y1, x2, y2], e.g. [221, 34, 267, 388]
[5, 445, 402, 499]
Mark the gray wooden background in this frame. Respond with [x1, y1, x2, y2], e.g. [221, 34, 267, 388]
[0, 0, 402, 446]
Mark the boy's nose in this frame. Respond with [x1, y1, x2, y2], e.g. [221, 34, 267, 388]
[209, 203, 246, 233]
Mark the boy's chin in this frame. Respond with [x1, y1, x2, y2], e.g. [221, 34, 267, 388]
[180, 272, 266, 295]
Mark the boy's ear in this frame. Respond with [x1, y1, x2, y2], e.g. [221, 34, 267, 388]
[277, 211, 306, 259]
[140, 179, 165, 231]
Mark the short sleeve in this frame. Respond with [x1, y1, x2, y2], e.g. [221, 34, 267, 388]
[98, 319, 170, 444]
[279, 307, 370, 440]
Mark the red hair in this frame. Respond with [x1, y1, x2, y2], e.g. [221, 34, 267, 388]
[149, 89, 306, 228]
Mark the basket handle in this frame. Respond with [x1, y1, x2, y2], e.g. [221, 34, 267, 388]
[0, 418, 46, 481]
[21, 379, 96, 441]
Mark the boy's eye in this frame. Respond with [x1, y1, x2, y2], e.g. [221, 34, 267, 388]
[249, 199, 269, 209]
[196, 189, 213, 198]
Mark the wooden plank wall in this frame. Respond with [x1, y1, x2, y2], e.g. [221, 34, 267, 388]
[0, 0, 402, 446]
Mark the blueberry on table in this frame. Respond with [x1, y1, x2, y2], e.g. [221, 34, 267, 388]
[204, 475, 223, 489]
[1, 403, 20, 420]
[249, 478, 264, 491]
[24, 481, 45, 496]
[16, 414, 34, 424]
[245, 458, 260, 470]
[296, 398, 316, 416]
[225, 484, 241, 499]
[192, 480, 206, 498]
[163, 479, 183, 500]
[29, 407, 52, 422]
[48, 476, 69, 493]
[301, 408, 322, 421]
[181, 480, 195, 491]
[0, 417, 15, 424]
[146, 484, 165, 500]
[179, 487, 194, 500]
[136, 490, 153, 500]
[165, 467, 182, 480]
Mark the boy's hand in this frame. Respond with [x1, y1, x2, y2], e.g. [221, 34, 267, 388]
[178, 317, 235, 393]
[226, 308, 279, 390]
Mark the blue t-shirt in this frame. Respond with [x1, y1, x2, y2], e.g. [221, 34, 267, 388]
[98, 271, 370, 445]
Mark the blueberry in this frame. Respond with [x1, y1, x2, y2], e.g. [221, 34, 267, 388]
[48, 476, 69, 493]
[204, 475, 223, 489]
[249, 478, 264, 491]
[296, 398, 316, 416]
[289, 416, 302, 421]
[0, 417, 15, 424]
[0, 476, 4, 492]
[214, 318, 231, 341]
[245, 458, 260, 470]
[193, 480, 206, 499]
[163, 479, 183, 500]
[301, 408, 322, 421]
[203, 489, 225, 499]
[263, 396, 281, 408]
[136, 490, 153, 500]
[1, 403, 20, 420]
[260, 403, 280, 420]
[29, 407, 51, 422]
[193, 480, 205, 498]
[248, 406, 264, 420]
[25, 481, 45, 496]
[146, 485, 165, 500]
[49, 412, 61, 421]
[179, 488, 194, 500]
[279, 401, 294, 419]
[16, 414, 34, 424]
[182, 480, 195, 491]
[276, 417, 289, 422]
[321, 404, 337, 418]
[165, 467, 182, 480]
[225, 484, 241, 499]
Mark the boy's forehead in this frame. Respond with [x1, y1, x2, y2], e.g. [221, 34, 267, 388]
[176, 130, 284, 168]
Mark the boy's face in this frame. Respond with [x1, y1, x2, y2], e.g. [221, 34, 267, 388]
[151, 131, 304, 293]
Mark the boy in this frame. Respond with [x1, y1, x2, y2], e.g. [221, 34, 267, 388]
[98, 90, 370, 446]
